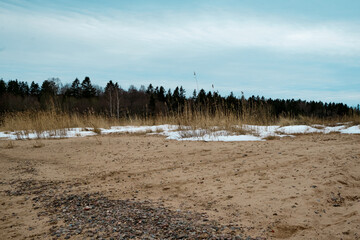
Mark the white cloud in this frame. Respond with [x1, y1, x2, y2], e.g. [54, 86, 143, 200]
[1, 6, 360, 65]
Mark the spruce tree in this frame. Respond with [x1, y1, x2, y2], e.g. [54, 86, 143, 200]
[81, 77, 96, 98]
[70, 78, 82, 98]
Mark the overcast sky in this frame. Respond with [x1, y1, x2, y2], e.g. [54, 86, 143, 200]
[0, 0, 359, 106]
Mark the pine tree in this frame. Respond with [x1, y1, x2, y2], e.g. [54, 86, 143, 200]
[19, 81, 29, 97]
[7, 80, 20, 95]
[30, 81, 40, 97]
[0, 79, 6, 97]
[146, 84, 154, 94]
[105, 81, 115, 116]
[41, 80, 58, 96]
[70, 78, 82, 98]
[149, 93, 156, 114]
[192, 89, 197, 99]
[81, 77, 96, 98]
[157, 86, 166, 102]
[40, 79, 59, 110]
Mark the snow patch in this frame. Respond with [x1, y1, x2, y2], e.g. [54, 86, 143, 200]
[0, 124, 359, 142]
[340, 125, 360, 134]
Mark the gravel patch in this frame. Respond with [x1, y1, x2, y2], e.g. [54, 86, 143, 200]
[5, 180, 262, 239]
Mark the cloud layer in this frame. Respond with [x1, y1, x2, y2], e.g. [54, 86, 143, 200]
[0, 2, 359, 105]
[2, 6, 360, 61]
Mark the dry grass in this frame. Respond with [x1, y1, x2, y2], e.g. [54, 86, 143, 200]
[33, 140, 45, 148]
[94, 136, 102, 145]
[3, 140, 15, 149]
[0, 108, 259, 133]
[263, 135, 280, 141]
[0, 110, 119, 132]
[277, 115, 360, 127]
[93, 127, 102, 135]
[122, 129, 154, 136]
[0, 110, 359, 137]
[178, 129, 209, 139]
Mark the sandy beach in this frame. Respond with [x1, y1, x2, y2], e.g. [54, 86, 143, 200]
[1, 133, 359, 239]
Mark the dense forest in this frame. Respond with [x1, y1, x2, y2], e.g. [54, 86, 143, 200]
[0, 77, 359, 120]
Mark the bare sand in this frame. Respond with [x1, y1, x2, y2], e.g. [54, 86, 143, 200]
[1, 133, 359, 239]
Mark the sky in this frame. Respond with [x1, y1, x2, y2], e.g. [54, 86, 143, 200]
[0, 0, 359, 106]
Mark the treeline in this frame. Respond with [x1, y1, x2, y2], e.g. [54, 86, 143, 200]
[0, 77, 359, 120]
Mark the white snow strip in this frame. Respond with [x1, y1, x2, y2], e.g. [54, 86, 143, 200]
[277, 125, 321, 134]
[180, 135, 263, 142]
[0, 128, 97, 140]
[160, 129, 262, 142]
[323, 125, 346, 133]
[340, 125, 360, 134]
[100, 125, 178, 134]
[243, 125, 280, 138]
[0, 124, 359, 142]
